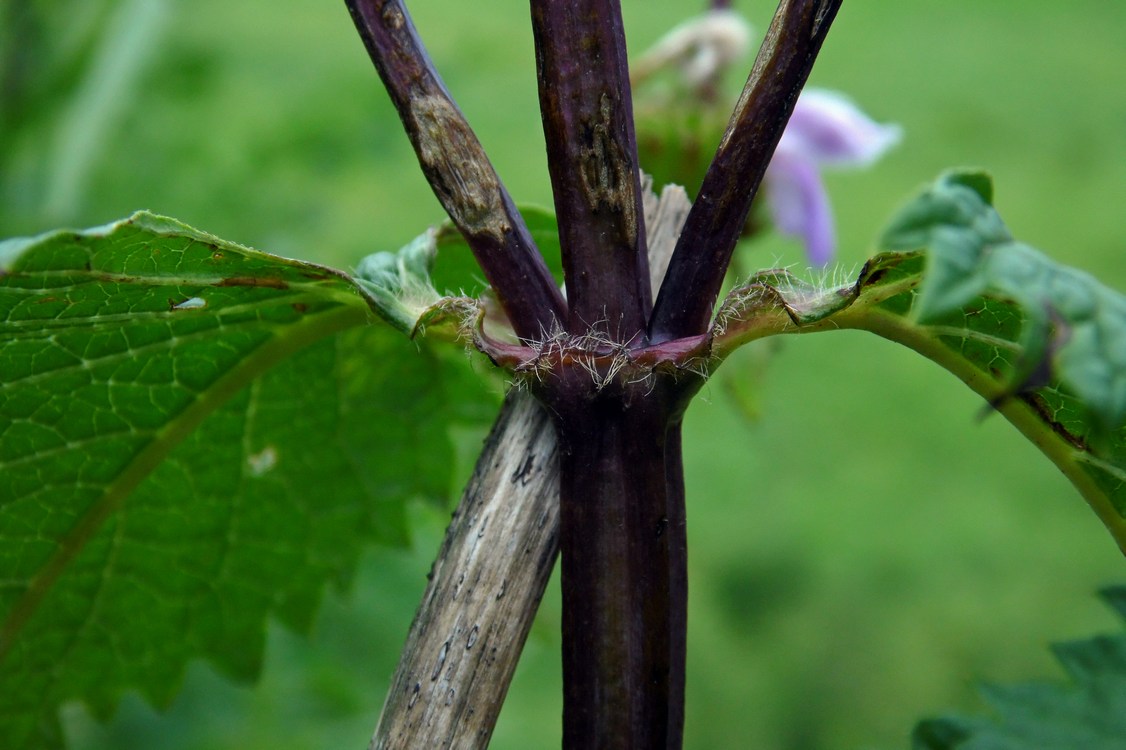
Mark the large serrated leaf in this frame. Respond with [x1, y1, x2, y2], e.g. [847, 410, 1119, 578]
[0, 212, 484, 748]
[912, 586, 1126, 750]
[710, 173, 1126, 554]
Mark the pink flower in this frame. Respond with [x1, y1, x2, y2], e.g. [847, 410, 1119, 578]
[766, 89, 901, 266]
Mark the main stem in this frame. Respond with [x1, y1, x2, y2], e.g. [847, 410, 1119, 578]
[548, 374, 695, 749]
[346, 1, 841, 745]
[530, 0, 651, 335]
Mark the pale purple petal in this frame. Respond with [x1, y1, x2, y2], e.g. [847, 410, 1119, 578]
[776, 88, 901, 168]
[764, 152, 835, 266]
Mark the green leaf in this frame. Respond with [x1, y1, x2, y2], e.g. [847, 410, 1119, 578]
[353, 228, 444, 334]
[353, 205, 562, 340]
[881, 170, 1126, 434]
[710, 174, 1126, 554]
[430, 204, 564, 295]
[912, 586, 1126, 750]
[0, 212, 486, 748]
[880, 169, 1011, 322]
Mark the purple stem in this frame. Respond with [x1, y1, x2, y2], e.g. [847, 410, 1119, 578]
[346, 0, 567, 340]
[648, 0, 842, 342]
[548, 374, 696, 749]
[529, 0, 651, 340]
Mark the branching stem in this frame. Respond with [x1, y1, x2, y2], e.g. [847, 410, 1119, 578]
[346, 0, 566, 339]
[347, 3, 845, 748]
[649, 0, 842, 341]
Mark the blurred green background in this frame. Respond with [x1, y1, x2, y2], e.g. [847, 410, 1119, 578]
[4, 0, 1126, 748]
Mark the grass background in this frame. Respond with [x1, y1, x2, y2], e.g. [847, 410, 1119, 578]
[4, 1, 1126, 748]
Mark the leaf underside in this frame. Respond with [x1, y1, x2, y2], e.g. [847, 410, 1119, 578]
[0, 213, 485, 748]
[711, 170, 1126, 554]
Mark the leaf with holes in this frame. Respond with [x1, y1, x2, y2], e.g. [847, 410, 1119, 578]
[0, 212, 488, 748]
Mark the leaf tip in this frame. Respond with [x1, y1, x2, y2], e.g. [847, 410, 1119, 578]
[939, 168, 994, 205]
[1099, 585, 1126, 622]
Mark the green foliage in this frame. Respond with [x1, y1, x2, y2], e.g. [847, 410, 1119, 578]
[353, 229, 443, 335]
[711, 172, 1126, 553]
[883, 170, 1126, 436]
[353, 205, 562, 337]
[913, 587, 1126, 750]
[0, 3, 1122, 749]
[0, 213, 483, 749]
[0, 0, 171, 234]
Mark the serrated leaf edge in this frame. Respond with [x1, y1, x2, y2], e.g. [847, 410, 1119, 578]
[0, 214, 378, 664]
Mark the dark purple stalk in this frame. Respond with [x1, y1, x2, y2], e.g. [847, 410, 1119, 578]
[547, 373, 697, 749]
[649, 0, 842, 342]
[346, 1, 842, 747]
[345, 0, 566, 340]
[529, 0, 651, 339]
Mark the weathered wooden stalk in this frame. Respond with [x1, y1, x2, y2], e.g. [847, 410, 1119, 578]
[369, 185, 692, 749]
[370, 392, 560, 749]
